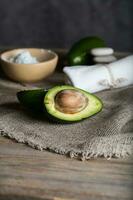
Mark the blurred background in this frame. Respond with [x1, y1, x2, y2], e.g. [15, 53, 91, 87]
[0, 0, 132, 52]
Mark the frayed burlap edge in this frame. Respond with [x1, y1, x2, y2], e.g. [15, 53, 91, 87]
[0, 129, 132, 161]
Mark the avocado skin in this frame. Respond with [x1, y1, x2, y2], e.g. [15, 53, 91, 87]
[17, 89, 47, 113]
[67, 36, 106, 65]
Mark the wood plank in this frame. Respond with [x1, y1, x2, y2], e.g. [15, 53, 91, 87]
[0, 137, 133, 200]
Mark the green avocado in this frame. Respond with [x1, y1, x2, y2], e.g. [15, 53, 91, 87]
[17, 86, 103, 123]
[44, 85, 103, 122]
[67, 36, 106, 65]
[17, 89, 47, 113]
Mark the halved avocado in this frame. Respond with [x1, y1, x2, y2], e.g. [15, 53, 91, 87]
[17, 89, 47, 113]
[44, 85, 103, 122]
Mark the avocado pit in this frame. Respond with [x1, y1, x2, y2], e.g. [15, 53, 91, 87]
[55, 89, 88, 114]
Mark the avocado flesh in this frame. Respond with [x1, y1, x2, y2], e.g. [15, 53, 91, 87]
[67, 36, 106, 66]
[44, 85, 103, 122]
[17, 89, 47, 113]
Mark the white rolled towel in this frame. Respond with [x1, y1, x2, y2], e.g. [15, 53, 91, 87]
[63, 55, 133, 93]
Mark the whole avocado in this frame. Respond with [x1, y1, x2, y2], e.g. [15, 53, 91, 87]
[67, 36, 106, 65]
[17, 89, 47, 113]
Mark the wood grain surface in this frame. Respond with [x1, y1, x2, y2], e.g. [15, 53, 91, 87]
[0, 136, 133, 200]
[0, 49, 133, 200]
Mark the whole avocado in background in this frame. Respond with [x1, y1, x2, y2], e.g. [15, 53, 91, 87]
[67, 36, 106, 66]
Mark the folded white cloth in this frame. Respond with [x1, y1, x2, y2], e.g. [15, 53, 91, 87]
[63, 55, 133, 93]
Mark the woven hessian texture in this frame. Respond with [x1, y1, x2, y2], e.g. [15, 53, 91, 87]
[0, 77, 133, 160]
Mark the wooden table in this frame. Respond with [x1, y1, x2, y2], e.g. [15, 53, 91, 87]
[0, 49, 133, 200]
[0, 137, 133, 200]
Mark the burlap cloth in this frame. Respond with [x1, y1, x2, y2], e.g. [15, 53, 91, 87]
[0, 73, 133, 160]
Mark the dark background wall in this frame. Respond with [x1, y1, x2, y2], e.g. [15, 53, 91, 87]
[0, 0, 132, 52]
